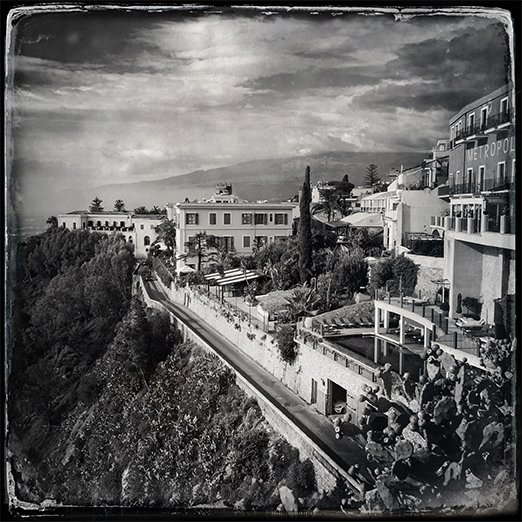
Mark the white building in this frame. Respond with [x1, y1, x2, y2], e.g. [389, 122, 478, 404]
[170, 184, 295, 272]
[57, 211, 163, 258]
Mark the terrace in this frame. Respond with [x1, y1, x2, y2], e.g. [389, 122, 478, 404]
[374, 295, 487, 364]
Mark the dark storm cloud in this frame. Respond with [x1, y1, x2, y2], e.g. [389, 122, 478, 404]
[353, 23, 509, 114]
[244, 66, 379, 92]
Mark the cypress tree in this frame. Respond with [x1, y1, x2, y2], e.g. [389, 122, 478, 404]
[298, 166, 313, 283]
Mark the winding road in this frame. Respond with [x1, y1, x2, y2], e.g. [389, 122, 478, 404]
[144, 279, 370, 487]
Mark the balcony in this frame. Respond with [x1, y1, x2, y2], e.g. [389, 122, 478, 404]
[452, 110, 511, 147]
[449, 178, 512, 195]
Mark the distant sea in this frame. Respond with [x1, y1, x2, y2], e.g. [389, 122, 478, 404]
[8, 213, 49, 240]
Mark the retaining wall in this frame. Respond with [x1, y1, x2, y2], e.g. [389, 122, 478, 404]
[135, 276, 364, 495]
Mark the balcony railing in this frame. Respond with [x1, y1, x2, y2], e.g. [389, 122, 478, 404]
[445, 215, 514, 235]
[449, 178, 512, 195]
[87, 225, 135, 232]
[452, 110, 511, 146]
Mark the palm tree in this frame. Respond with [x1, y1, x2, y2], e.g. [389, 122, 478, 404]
[46, 216, 58, 228]
[312, 189, 341, 222]
[149, 205, 162, 214]
[114, 199, 126, 211]
[154, 218, 177, 260]
[283, 283, 321, 323]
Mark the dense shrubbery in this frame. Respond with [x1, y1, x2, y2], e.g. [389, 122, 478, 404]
[152, 256, 174, 287]
[276, 325, 298, 363]
[9, 230, 326, 511]
[8, 230, 136, 468]
[369, 254, 419, 296]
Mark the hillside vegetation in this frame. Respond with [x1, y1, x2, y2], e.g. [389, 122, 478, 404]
[7, 228, 344, 512]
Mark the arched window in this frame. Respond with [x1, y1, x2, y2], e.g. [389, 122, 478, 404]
[144, 235, 150, 246]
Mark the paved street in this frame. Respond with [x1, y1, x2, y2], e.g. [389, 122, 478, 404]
[144, 280, 371, 486]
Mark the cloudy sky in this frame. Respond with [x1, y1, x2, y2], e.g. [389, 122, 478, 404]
[9, 7, 510, 191]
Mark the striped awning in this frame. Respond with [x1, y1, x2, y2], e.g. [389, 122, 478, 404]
[204, 268, 262, 286]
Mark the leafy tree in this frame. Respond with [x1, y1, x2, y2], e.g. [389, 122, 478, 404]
[154, 218, 177, 261]
[312, 189, 341, 222]
[369, 253, 418, 296]
[89, 197, 104, 212]
[365, 163, 380, 188]
[134, 206, 148, 214]
[114, 199, 126, 212]
[149, 205, 163, 214]
[184, 231, 216, 272]
[276, 325, 298, 363]
[298, 166, 313, 283]
[46, 216, 58, 228]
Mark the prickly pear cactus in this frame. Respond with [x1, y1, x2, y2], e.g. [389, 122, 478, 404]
[426, 357, 441, 381]
[480, 421, 504, 449]
[439, 351, 456, 376]
[443, 461, 462, 486]
[366, 441, 393, 463]
[394, 439, 414, 461]
[433, 397, 457, 425]
[420, 381, 436, 406]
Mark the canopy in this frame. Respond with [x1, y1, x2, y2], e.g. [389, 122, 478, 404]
[204, 268, 262, 286]
[341, 212, 383, 228]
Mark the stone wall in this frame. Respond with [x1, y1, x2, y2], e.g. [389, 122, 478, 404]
[136, 276, 364, 495]
[405, 253, 444, 302]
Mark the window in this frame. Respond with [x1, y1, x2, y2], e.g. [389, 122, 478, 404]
[500, 97, 509, 114]
[150, 224, 155, 229]
[215, 236, 234, 251]
[311, 379, 317, 404]
[140, 224, 144, 230]
[274, 213, 288, 225]
[455, 171, 460, 185]
[82, 223, 86, 228]
[512, 159, 516, 182]
[186, 213, 199, 225]
[468, 112, 475, 130]
[97, 221, 102, 227]
[88, 220, 93, 227]
[478, 165, 486, 188]
[243, 235, 251, 248]
[144, 236, 150, 246]
[497, 162, 506, 183]
[223, 213, 231, 225]
[466, 168, 473, 185]
[269, 213, 273, 222]
[209, 213, 217, 225]
[120, 221, 125, 228]
[105, 221, 109, 227]
[242, 213, 252, 225]
[480, 106, 488, 128]
[73, 222, 77, 229]
[254, 213, 268, 225]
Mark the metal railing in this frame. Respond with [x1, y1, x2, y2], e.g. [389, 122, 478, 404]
[449, 178, 512, 195]
[454, 110, 512, 142]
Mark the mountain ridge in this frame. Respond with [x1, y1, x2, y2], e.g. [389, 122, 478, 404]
[24, 150, 428, 218]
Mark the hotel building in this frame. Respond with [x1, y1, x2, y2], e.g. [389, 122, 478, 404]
[57, 211, 163, 258]
[431, 84, 516, 323]
[169, 184, 295, 272]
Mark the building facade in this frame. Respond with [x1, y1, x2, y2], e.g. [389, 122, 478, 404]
[57, 211, 163, 258]
[433, 84, 516, 322]
[171, 185, 295, 272]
